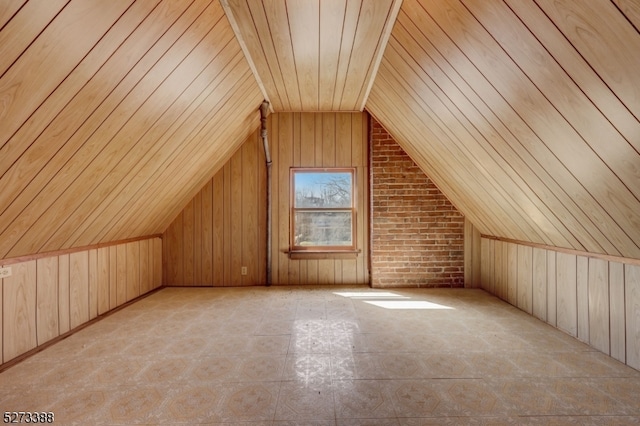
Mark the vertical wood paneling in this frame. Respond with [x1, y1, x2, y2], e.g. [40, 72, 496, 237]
[609, 262, 626, 363]
[202, 180, 213, 285]
[223, 164, 231, 286]
[230, 147, 243, 286]
[163, 113, 369, 286]
[464, 218, 481, 288]
[625, 264, 640, 370]
[116, 244, 127, 305]
[153, 238, 163, 289]
[242, 134, 259, 285]
[126, 241, 139, 301]
[97, 247, 110, 315]
[183, 200, 195, 286]
[139, 239, 150, 295]
[353, 113, 367, 284]
[36, 257, 58, 345]
[69, 252, 89, 330]
[480, 237, 640, 371]
[1, 238, 161, 368]
[213, 171, 224, 287]
[58, 254, 70, 334]
[493, 240, 505, 299]
[588, 258, 609, 352]
[278, 113, 292, 284]
[556, 252, 577, 337]
[547, 250, 557, 327]
[88, 249, 98, 320]
[108, 246, 117, 310]
[576, 256, 590, 342]
[193, 192, 202, 285]
[3, 260, 36, 362]
[507, 243, 518, 306]
[517, 245, 533, 314]
[480, 239, 494, 293]
[532, 247, 547, 321]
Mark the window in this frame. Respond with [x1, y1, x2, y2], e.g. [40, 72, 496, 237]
[290, 168, 356, 253]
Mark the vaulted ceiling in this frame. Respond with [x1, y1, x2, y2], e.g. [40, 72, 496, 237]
[0, 0, 639, 261]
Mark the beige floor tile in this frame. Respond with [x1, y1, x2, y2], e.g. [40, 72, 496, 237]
[275, 381, 335, 420]
[1, 285, 638, 424]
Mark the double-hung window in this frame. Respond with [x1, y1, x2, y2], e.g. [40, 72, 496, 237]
[290, 168, 356, 253]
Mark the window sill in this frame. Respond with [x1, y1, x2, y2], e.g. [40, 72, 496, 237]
[288, 250, 360, 260]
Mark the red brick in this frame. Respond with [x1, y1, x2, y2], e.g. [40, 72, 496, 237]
[370, 116, 464, 289]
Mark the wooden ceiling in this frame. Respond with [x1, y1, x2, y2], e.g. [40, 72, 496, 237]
[367, 0, 640, 259]
[1, 0, 639, 262]
[0, 0, 263, 260]
[221, 0, 401, 111]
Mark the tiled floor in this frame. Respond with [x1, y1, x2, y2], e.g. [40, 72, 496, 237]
[1, 286, 639, 425]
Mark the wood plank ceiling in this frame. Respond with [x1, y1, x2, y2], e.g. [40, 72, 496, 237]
[1, 0, 639, 263]
[221, 0, 401, 111]
[366, 0, 640, 260]
[0, 0, 263, 260]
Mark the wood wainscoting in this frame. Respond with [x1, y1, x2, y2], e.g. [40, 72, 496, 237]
[0, 237, 162, 368]
[164, 112, 370, 286]
[480, 236, 640, 371]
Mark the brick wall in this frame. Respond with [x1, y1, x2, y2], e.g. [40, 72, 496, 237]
[370, 117, 465, 288]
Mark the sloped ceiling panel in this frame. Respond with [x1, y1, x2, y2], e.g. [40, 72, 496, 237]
[0, 0, 263, 260]
[366, 0, 640, 259]
[221, 0, 401, 111]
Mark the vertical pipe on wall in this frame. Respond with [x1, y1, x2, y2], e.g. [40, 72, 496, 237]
[260, 101, 272, 286]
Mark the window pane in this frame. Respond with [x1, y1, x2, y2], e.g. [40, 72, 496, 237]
[294, 211, 352, 246]
[294, 172, 352, 208]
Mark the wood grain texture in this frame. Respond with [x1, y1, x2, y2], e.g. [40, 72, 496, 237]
[532, 247, 547, 322]
[222, 0, 400, 111]
[556, 252, 577, 337]
[576, 256, 589, 343]
[163, 113, 369, 286]
[97, 247, 110, 315]
[0, 0, 263, 262]
[588, 258, 609, 352]
[506, 243, 518, 306]
[36, 257, 58, 345]
[116, 244, 127, 306]
[1, 238, 160, 368]
[609, 262, 626, 363]
[367, 0, 640, 259]
[58, 254, 70, 334]
[126, 241, 139, 302]
[88, 249, 98, 320]
[626, 264, 640, 370]
[69, 251, 89, 330]
[480, 238, 493, 294]
[481, 238, 640, 371]
[517, 245, 533, 314]
[464, 218, 481, 288]
[163, 129, 266, 286]
[547, 250, 557, 327]
[2, 260, 36, 362]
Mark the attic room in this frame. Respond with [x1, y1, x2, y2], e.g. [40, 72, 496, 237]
[1, 0, 639, 423]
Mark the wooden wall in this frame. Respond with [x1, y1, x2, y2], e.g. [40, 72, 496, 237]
[270, 112, 369, 285]
[164, 112, 369, 286]
[480, 237, 640, 371]
[464, 219, 481, 288]
[0, 0, 263, 260]
[163, 130, 267, 286]
[0, 237, 161, 366]
[367, 0, 640, 260]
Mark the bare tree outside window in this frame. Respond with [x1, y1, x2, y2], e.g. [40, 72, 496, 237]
[291, 169, 356, 251]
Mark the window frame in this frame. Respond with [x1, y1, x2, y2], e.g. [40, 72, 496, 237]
[289, 167, 357, 255]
